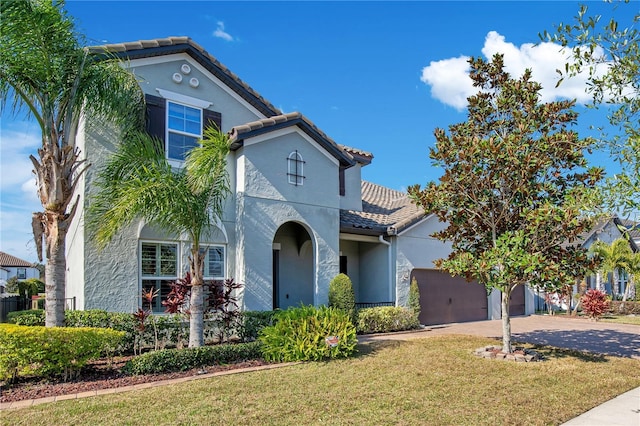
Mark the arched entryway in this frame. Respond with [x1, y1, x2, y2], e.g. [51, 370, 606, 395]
[272, 222, 314, 309]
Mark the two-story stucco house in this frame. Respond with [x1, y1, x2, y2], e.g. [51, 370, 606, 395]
[65, 37, 534, 325]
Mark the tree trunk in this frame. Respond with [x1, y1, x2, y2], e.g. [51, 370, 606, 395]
[596, 272, 602, 292]
[44, 213, 68, 327]
[188, 250, 205, 348]
[189, 283, 204, 348]
[501, 289, 512, 353]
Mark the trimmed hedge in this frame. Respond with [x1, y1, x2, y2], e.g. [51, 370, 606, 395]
[608, 301, 640, 315]
[0, 324, 124, 382]
[237, 310, 278, 342]
[356, 306, 420, 334]
[259, 305, 358, 362]
[329, 273, 356, 323]
[7, 309, 45, 326]
[122, 341, 263, 375]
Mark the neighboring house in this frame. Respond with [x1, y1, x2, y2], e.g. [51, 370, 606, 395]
[0, 251, 40, 284]
[0, 267, 8, 294]
[65, 37, 534, 324]
[562, 216, 638, 302]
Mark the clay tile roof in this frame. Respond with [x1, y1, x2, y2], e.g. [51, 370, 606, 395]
[229, 112, 354, 167]
[340, 181, 426, 236]
[0, 251, 34, 268]
[89, 37, 281, 118]
[339, 145, 373, 165]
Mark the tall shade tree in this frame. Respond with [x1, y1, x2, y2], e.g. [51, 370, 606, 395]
[0, 0, 144, 326]
[408, 54, 603, 353]
[89, 126, 231, 348]
[589, 238, 633, 298]
[546, 1, 640, 216]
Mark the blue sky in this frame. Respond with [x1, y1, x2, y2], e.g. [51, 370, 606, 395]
[0, 0, 631, 263]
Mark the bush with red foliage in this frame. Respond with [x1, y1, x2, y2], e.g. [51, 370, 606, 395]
[581, 289, 609, 320]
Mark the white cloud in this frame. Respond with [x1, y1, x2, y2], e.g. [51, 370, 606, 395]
[213, 21, 234, 42]
[420, 56, 475, 110]
[420, 31, 609, 110]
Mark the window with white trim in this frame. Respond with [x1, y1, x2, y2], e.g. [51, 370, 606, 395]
[287, 150, 305, 186]
[200, 245, 226, 280]
[167, 101, 202, 162]
[16, 268, 26, 279]
[140, 242, 179, 312]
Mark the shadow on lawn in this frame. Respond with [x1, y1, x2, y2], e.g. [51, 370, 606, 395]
[513, 328, 640, 360]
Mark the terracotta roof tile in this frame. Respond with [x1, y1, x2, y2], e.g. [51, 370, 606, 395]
[0, 251, 34, 268]
[340, 181, 426, 236]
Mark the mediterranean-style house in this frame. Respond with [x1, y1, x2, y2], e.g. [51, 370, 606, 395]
[0, 251, 40, 287]
[65, 37, 535, 325]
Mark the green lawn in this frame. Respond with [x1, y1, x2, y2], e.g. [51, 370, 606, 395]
[4, 335, 640, 426]
[602, 315, 640, 325]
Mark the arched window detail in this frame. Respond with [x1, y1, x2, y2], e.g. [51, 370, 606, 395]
[287, 150, 305, 186]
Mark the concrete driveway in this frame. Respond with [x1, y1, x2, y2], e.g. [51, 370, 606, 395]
[360, 314, 640, 359]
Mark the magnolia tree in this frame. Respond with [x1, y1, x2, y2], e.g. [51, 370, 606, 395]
[409, 54, 603, 353]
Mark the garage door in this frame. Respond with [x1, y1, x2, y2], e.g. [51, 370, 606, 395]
[411, 269, 488, 326]
[509, 284, 525, 316]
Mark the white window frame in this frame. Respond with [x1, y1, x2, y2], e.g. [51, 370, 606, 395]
[287, 150, 305, 186]
[166, 100, 203, 164]
[139, 241, 180, 312]
[16, 268, 27, 280]
[201, 245, 226, 280]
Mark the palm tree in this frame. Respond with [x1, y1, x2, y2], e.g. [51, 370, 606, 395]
[0, 0, 144, 326]
[623, 251, 640, 301]
[89, 126, 231, 347]
[589, 239, 633, 299]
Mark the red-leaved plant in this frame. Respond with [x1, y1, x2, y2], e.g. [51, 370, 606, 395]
[581, 289, 609, 320]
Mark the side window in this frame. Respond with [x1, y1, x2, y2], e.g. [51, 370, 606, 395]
[17, 268, 26, 279]
[140, 242, 179, 312]
[202, 246, 226, 280]
[287, 150, 305, 186]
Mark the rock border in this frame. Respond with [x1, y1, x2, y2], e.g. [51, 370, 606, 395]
[474, 345, 543, 362]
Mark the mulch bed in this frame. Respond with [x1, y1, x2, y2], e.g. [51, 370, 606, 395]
[0, 356, 270, 404]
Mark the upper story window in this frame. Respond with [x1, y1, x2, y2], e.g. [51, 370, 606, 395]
[167, 101, 202, 162]
[287, 150, 305, 186]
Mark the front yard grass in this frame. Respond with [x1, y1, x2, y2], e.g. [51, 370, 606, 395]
[601, 315, 640, 326]
[4, 335, 640, 426]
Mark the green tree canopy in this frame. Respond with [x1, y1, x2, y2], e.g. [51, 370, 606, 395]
[546, 1, 640, 216]
[409, 54, 603, 353]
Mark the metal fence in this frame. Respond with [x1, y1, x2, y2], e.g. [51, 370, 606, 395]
[355, 301, 395, 309]
[0, 295, 76, 322]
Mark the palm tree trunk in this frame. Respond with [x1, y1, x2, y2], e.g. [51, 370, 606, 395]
[501, 289, 512, 353]
[43, 212, 68, 327]
[189, 283, 205, 347]
[188, 250, 205, 348]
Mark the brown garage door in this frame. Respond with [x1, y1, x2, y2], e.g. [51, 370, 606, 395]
[411, 269, 488, 326]
[509, 284, 525, 316]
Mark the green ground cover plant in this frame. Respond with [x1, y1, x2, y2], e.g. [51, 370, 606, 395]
[3, 335, 639, 425]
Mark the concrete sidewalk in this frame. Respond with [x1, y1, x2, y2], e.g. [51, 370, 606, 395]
[561, 386, 640, 426]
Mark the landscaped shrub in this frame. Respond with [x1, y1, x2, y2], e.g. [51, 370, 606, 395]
[0, 324, 124, 382]
[122, 341, 263, 375]
[328, 273, 356, 323]
[259, 305, 357, 362]
[356, 306, 420, 334]
[581, 289, 610, 320]
[237, 310, 278, 342]
[7, 309, 45, 326]
[608, 301, 640, 315]
[408, 277, 421, 321]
